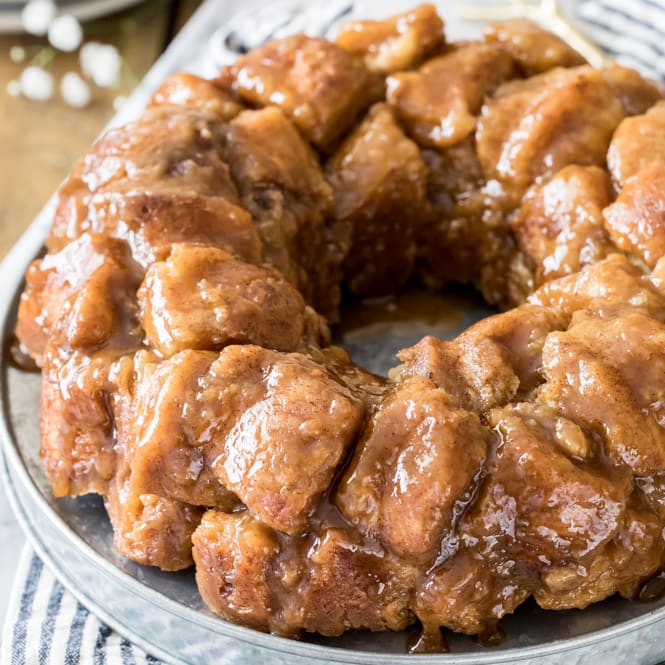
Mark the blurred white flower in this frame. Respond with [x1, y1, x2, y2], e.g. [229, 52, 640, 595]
[20, 66, 53, 101]
[80, 41, 121, 88]
[21, 0, 56, 36]
[6, 80, 21, 97]
[9, 46, 26, 63]
[112, 95, 127, 111]
[61, 71, 91, 108]
[79, 42, 100, 76]
[48, 14, 83, 52]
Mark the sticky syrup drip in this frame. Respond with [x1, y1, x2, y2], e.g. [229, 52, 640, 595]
[5, 335, 39, 372]
[407, 624, 449, 654]
[636, 571, 665, 603]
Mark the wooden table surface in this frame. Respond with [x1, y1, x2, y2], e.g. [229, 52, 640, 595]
[0, 0, 201, 259]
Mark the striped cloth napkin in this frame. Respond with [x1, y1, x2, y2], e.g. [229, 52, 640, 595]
[2, 1, 665, 663]
[0, 547, 163, 665]
[578, 0, 665, 80]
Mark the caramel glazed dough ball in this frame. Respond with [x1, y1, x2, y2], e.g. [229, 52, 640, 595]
[16, 2, 665, 649]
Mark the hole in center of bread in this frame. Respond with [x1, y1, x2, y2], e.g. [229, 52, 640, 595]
[332, 283, 497, 377]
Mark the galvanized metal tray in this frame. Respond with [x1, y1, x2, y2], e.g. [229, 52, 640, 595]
[3, 0, 665, 662]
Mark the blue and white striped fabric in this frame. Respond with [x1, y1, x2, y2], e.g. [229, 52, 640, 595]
[578, 0, 665, 80]
[0, 547, 162, 665]
[2, 2, 665, 664]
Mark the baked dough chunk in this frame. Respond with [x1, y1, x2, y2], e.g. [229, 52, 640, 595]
[414, 549, 532, 636]
[49, 108, 262, 266]
[53, 107, 240, 214]
[535, 503, 664, 610]
[528, 253, 665, 320]
[115, 350, 238, 508]
[17, 233, 141, 364]
[477, 65, 661, 202]
[224, 107, 342, 317]
[416, 139, 486, 286]
[105, 480, 203, 571]
[414, 402, 631, 634]
[40, 348, 135, 497]
[139, 244, 326, 356]
[415, 402, 643, 635]
[205, 346, 364, 534]
[148, 72, 244, 120]
[541, 310, 665, 476]
[476, 404, 631, 565]
[608, 101, 665, 187]
[280, 526, 416, 636]
[399, 304, 564, 412]
[84, 189, 260, 269]
[193, 511, 280, 630]
[325, 103, 428, 296]
[336, 3, 444, 73]
[604, 162, 665, 268]
[387, 42, 514, 149]
[484, 19, 586, 75]
[193, 511, 416, 636]
[336, 375, 488, 560]
[514, 165, 614, 285]
[121, 346, 364, 535]
[219, 34, 376, 149]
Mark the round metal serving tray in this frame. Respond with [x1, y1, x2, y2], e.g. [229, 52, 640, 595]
[2, 1, 665, 658]
[3, 213, 665, 665]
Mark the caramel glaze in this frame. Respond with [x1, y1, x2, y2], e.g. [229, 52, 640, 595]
[6, 336, 39, 372]
[636, 571, 665, 603]
[477, 624, 506, 648]
[14, 2, 665, 653]
[407, 625, 449, 654]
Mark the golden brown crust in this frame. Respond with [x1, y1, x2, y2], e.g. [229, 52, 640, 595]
[219, 34, 378, 149]
[484, 19, 586, 75]
[336, 3, 445, 74]
[325, 103, 428, 296]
